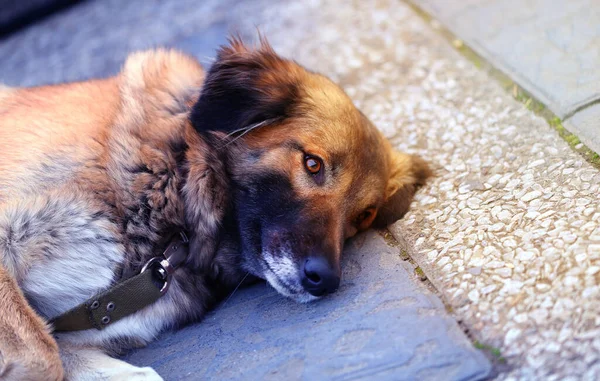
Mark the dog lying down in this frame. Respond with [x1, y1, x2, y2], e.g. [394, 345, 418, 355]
[0, 37, 430, 380]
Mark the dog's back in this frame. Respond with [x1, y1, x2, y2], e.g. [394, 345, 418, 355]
[0, 79, 121, 205]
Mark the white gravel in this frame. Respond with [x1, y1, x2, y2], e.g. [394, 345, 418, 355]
[229, 0, 600, 378]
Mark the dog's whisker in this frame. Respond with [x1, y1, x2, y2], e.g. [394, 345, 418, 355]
[218, 118, 280, 149]
[198, 56, 216, 65]
[219, 272, 250, 309]
[222, 125, 257, 139]
[229, 118, 276, 138]
[229, 118, 277, 138]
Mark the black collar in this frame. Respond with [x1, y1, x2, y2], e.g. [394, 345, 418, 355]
[51, 232, 189, 332]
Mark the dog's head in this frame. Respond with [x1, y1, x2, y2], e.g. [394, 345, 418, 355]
[191, 38, 431, 302]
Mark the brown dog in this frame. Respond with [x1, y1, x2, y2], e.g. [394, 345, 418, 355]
[0, 38, 430, 380]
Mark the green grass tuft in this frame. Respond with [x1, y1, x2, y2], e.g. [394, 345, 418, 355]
[414, 266, 427, 281]
[400, 249, 410, 261]
[473, 340, 507, 363]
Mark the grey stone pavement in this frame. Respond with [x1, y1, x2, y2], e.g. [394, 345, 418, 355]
[124, 231, 489, 380]
[412, 0, 600, 155]
[0, 0, 492, 380]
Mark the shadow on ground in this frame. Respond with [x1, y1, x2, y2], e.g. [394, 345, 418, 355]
[124, 231, 490, 380]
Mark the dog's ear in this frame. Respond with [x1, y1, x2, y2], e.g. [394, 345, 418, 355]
[373, 152, 432, 228]
[191, 36, 301, 138]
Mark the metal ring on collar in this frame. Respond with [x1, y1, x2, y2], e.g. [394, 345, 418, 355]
[141, 256, 172, 295]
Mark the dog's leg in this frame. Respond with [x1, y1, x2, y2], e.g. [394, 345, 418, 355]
[0, 265, 64, 381]
[59, 344, 163, 381]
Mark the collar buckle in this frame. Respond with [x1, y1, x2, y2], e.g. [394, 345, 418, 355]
[140, 257, 172, 295]
[140, 231, 190, 295]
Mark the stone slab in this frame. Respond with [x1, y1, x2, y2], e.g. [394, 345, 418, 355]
[124, 231, 491, 381]
[412, 0, 600, 120]
[566, 104, 600, 155]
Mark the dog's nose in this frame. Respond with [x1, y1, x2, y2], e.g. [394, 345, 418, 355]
[301, 257, 340, 296]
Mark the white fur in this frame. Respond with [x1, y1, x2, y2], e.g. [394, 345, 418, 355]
[60, 345, 163, 381]
[263, 250, 317, 304]
[0, 192, 123, 319]
[0, 190, 187, 350]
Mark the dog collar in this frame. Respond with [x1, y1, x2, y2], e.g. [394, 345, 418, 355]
[50, 231, 189, 332]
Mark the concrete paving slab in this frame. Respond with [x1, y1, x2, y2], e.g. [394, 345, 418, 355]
[566, 104, 600, 155]
[412, 0, 600, 155]
[124, 232, 491, 380]
[412, 0, 600, 119]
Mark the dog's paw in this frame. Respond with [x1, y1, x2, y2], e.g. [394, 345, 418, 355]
[108, 366, 163, 381]
[68, 361, 163, 381]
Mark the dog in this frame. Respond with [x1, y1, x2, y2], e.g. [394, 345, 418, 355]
[0, 37, 430, 380]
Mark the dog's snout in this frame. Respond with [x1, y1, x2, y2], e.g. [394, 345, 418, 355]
[301, 257, 340, 296]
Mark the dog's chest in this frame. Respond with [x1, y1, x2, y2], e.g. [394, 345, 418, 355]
[3, 194, 191, 348]
[1, 194, 127, 320]
[23, 235, 124, 320]
[0, 156, 191, 346]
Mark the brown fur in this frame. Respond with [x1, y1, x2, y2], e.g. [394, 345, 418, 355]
[0, 267, 63, 380]
[0, 39, 430, 379]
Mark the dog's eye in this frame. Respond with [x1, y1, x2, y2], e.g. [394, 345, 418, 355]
[304, 155, 322, 174]
[356, 210, 372, 223]
[355, 208, 376, 228]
